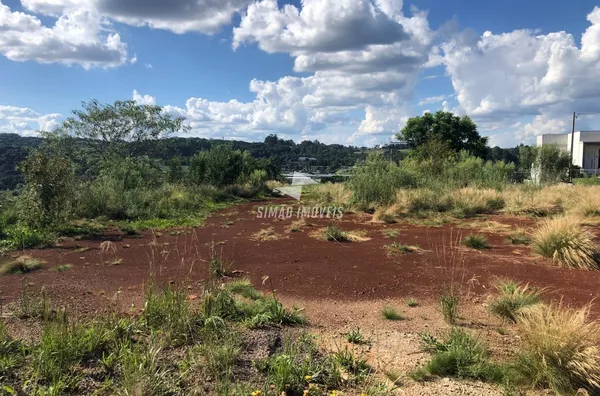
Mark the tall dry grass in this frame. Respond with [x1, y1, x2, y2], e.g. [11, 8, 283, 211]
[516, 303, 600, 393]
[531, 216, 600, 270]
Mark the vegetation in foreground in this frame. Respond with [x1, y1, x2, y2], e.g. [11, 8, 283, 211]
[0, 278, 381, 395]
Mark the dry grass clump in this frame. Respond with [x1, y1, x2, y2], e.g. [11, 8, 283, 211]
[573, 187, 600, 217]
[304, 183, 351, 207]
[251, 227, 284, 241]
[531, 216, 600, 270]
[515, 303, 600, 393]
[372, 206, 397, 224]
[502, 185, 564, 217]
[451, 188, 505, 217]
[0, 255, 44, 275]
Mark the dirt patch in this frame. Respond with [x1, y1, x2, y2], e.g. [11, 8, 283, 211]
[0, 199, 599, 319]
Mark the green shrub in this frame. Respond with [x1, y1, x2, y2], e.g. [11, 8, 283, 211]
[0, 224, 55, 250]
[506, 231, 531, 245]
[462, 234, 489, 249]
[573, 177, 600, 186]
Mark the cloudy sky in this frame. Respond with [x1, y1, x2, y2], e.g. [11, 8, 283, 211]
[1, 0, 600, 147]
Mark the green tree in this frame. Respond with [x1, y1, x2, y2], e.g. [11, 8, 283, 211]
[398, 111, 489, 158]
[59, 99, 188, 163]
[167, 156, 185, 183]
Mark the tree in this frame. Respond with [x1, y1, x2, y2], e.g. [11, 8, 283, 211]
[59, 99, 188, 163]
[398, 111, 489, 158]
[18, 136, 76, 227]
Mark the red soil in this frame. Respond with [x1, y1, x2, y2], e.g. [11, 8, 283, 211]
[1, 199, 600, 317]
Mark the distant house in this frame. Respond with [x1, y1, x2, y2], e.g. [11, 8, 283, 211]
[382, 140, 409, 150]
[537, 131, 600, 172]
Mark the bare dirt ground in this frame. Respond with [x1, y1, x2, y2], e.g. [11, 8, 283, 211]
[2, 198, 600, 393]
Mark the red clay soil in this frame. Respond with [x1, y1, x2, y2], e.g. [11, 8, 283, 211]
[1, 199, 600, 317]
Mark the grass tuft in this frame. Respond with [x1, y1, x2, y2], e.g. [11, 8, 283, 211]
[382, 306, 405, 321]
[345, 327, 368, 345]
[532, 216, 600, 270]
[488, 279, 542, 323]
[324, 224, 350, 242]
[462, 234, 489, 250]
[505, 230, 531, 245]
[439, 288, 461, 325]
[514, 302, 600, 393]
[0, 255, 44, 275]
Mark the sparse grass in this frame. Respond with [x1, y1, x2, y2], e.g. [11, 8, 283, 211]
[505, 230, 531, 245]
[382, 306, 405, 321]
[532, 216, 600, 270]
[251, 227, 284, 241]
[439, 288, 461, 325]
[285, 219, 307, 233]
[514, 303, 600, 394]
[383, 370, 402, 385]
[345, 327, 368, 345]
[462, 234, 489, 250]
[382, 229, 399, 238]
[488, 279, 542, 323]
[385, 242, 419, 255]
[324, 224, 350, 242]
[225, 278, 262, 300]
[0, 255, 44, 275]
[407, 298, 419, 308]
[51, 264, 72, 272]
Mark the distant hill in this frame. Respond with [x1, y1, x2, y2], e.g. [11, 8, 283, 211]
[0, 133, 366, 190]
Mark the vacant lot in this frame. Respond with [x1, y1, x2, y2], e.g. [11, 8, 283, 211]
[2, 197, 600, 394]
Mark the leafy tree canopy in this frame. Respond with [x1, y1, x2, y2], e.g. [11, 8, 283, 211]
[58, 99, 188, 162]
[398, 111, 489, 158]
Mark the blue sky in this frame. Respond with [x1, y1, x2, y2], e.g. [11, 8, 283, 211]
[1, 0, 600, 147]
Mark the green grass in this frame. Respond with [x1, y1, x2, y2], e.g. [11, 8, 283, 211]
[415, 329, 506, 383]
[407, 298, 419, 307]
[462, 234, 490, 249]
[345, 327, 368, 345]
[488, 279, 542, 323]
[439, 289, 460, 325]
[0, 255, 44, 275]
[382, 306, 405, 321]
[505, 231, 531, 245]
[382, 229, 400, 238]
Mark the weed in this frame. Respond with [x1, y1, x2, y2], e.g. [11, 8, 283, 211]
[407, 298, 419, 308]
[0, 255, 44, 275]
[417, 328, 504, 382]
[324, 224, 349, 242]
[439, 288, 460, 325]
[335, 347, 370, 378]
[382, 306, 405, 321]
[488, 279, 542, 323]
[345, 328, 368, 345]
[532, 216, 600, 270]
[497, 328, 507, 335]
[462, 234, 489, 249]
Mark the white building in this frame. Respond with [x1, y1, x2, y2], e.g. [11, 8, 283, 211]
[537, 131, 600, 173]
